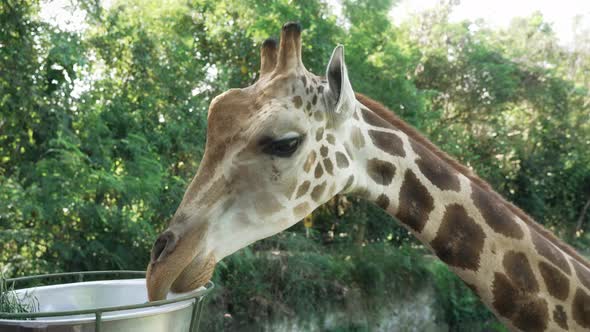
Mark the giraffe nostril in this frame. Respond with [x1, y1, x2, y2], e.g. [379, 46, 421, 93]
[150, 230, 178, 263]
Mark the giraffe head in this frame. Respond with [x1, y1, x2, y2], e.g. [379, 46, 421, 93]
[146, 22, 360, 300]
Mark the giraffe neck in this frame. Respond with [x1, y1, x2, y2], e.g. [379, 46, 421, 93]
[349, 100, 590, 332]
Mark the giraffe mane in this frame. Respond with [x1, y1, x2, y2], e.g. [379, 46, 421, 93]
[355, 92, 590, 271]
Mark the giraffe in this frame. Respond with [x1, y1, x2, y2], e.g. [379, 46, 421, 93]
[146, 22, 590, 331]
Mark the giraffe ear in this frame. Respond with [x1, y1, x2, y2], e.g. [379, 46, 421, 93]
[325, 45, 355, 123]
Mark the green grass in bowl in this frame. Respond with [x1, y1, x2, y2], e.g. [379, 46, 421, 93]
[0, 273, 39, 319]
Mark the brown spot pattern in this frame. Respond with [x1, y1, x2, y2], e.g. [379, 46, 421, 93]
[351, 127, 365, 149]
[292, 96, 303, 108]
[538, 261, 569, 301]
[361, 108, 391, 128]
[369, 130, 405, 157]
[572, 259, 590, 290]
[303, 151, 316, 173]
[327, 183, 336, 197]
[326, 134, 335, 145]
[312, 94, 318, 105]
[376, 194, 390, 210]
[323, 158, 334, 175]
[293, 202, 310, 219]
[396, 170, 434, 232]
[531, 230, 571, 275]
[572, 288, 590, 328]
[314, 111, 323, 121]
[300, 75, 307, 87]
[283, 178, 297, 199]
[342, 175, 354, 192]
[431, 204, 485, 270]
[255, 192, 283, 216]
[320, 145, 328, 157]
[296, 181, 311, 199]
[503, 251, 539, 293]
[471, 184, 524, 239]
[411, 140, 460, 191]
[311, 181, 327, 202]
[314, 163, 324, 178]
[316, 128, 324, 141]
[492, 272, 549, 332]
[335, 152, 349, 168]
[553, 305, 568, 330]
[366, 158, 396, 186]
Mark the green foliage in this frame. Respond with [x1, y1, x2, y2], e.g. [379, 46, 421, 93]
[202, 234, 430, 330]
[1, 0, 589, 330]
[404, 5, 590, 250]
[428, 261, 496, 331]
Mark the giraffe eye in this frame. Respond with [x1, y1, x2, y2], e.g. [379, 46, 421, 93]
[263, 136, 302, 157]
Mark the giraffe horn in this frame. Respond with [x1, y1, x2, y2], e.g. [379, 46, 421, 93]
[275, 21, 303, 73]
[259, 38, 278, 77]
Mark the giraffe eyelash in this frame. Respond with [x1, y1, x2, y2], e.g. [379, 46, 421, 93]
[261, 134, 305, 158]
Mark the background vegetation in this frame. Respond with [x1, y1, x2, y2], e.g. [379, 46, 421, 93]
[1, 0, 589, 330]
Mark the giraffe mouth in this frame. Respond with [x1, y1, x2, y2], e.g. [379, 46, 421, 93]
[170, 253, 216, 293]
[146, 251, 216, 301]
[146, 223, 214, 301]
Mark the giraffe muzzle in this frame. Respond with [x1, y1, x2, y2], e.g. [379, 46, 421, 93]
[146, 221, 212, 301]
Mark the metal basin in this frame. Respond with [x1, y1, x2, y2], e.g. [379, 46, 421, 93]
[0, 272, 213, 332]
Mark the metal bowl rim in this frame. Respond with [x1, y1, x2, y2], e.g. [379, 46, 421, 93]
[0, 271, 214, 321]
